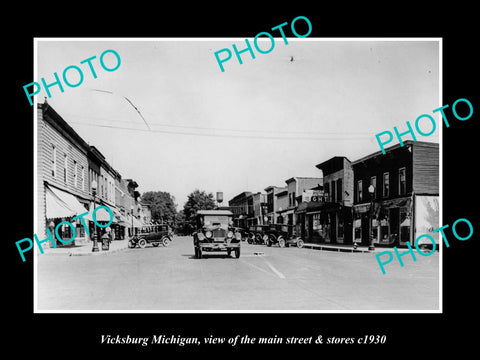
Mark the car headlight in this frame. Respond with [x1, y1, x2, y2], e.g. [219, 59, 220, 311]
[227, 231, 234, 238]
[205, 231, 212, 238]
[197, 232, 205, 241]
[235, 232, 242, 241]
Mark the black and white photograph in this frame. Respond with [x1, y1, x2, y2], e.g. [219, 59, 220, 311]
[33, 38, 441, 312]
[6, 7, 479, 357]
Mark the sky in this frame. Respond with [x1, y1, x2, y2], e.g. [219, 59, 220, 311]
[36, 38, 440, 209]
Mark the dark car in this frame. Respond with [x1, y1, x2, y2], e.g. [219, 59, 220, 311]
[264, 224, 304, 248]
[193, 210, 241, 259]
[129, 224, 173, 248]
[247, 225, 270, 244]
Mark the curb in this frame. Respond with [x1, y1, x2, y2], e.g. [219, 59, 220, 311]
[69, 245, 130, 257]
[302, 244, 374, 253]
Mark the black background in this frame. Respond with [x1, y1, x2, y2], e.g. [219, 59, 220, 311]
[6, 3, 478, 356]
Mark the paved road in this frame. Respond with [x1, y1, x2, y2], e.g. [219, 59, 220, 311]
[36, 236, 439, 311]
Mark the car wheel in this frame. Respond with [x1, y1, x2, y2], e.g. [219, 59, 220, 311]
[235, 248, 240, 258]
[227, 250, 231, 257]
[161, 236, 170, 247]
[278, 238, 286, 248]
[128, 239, 136, 248]
[194, 247, 199, 258]
[197, 247, 203, 259]
[296, 239, 305, 248]
[138, 239, 147, 248]
[266, 238, 271, 247]
[152, 242, 159, 247]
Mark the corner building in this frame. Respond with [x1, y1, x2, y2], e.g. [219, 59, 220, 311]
[351, 140, 439, 247]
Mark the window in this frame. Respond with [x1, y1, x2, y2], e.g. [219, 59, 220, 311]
[63, 154, 68, 183]
[51, 145, 56, 177]
[398, 167, 406, 195]
[81, 166, 85, 191]
[331, 181, 336, 203]
[383, 172, 390, 198]
[357, 180, 363, 202]
[73, 160, 77, 188]
[370, 176, 377, 200]
[336, 178, 343, 202]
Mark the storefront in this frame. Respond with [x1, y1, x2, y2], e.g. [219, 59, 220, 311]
[298, 202, 352, 244]
[44, 183, 91, 246]
[353, 196, 413, 247]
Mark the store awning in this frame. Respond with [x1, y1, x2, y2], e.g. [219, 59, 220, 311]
[88, 202, 115, 222]
[45, 184, 90, 219]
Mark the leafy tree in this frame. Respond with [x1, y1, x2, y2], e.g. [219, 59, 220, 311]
[183, 189, 216, 228]
[141, 191, 177, 224]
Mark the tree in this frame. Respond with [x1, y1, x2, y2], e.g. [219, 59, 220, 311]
[141, 191, 177, 224]
[183, 189, 216, 228]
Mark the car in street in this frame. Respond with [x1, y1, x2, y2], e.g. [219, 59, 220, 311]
[264, 224, 305, 248]
[193, 210, 241, 258]
[247, 225, 269, 244]
[129, 224, 173, 248]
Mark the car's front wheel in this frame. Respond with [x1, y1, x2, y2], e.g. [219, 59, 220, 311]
[138, 238, 147, 248]
[235, 248, 240, 258]
[278, 237, 286, 248]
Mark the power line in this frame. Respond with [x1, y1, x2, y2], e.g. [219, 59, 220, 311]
[64, 112, 373, 136]
[70, 121, 373, 141]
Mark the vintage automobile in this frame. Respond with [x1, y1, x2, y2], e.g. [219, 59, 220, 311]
[264, 224, 305, 248]
[128, 224, 173, 248]
[193, 210, 241, 259]
[247, 225, 269, 244]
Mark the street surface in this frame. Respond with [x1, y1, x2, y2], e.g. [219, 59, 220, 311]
[36, 236, 439, 311]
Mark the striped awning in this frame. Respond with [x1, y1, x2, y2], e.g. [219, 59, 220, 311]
[45, 184, 90, 219]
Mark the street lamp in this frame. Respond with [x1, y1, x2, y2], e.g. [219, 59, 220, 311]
[368, 184, 376, 251]
[130, 205, 134, 238]
[91, 180, 99, 252]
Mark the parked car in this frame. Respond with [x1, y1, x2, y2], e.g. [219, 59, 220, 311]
[264, 224, 305, 248]
[128, 225, 173, 248]
[193, 210, 241, 259]
[247, 225, 269, 244]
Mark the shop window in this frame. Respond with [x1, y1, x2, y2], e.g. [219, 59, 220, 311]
[354, 214, 362, 241]
[338, 216, 344, 239]
[400, 207, 411, 243]
[380, 219, 389, 242]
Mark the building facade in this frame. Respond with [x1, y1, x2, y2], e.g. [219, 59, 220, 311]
[299, 156, 353, 244]
[264, 186, 287, 224]
[228, 191, 252, 229]
[281, 177, 322, 228]
[37, 102, 92, 247]
[351, 141, 439, 247]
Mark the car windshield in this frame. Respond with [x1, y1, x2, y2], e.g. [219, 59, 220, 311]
[202, 215, 230, 229]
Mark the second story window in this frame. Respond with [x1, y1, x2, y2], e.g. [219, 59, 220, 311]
[51, 145, 56, 177]
[357, 180, 363, 202]
[370, 176, 377, 200]
[399, 167, 406, 195]
[336, 178, 343, 202]
[383, 172, 390, 198]
[331, 181, 336, 203]
[63, 154, 68, 183]
[73, 160, 77, 188]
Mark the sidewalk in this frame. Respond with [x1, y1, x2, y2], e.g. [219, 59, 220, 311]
[40, 238, 130, 257]
[302, 242, 378, 253]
